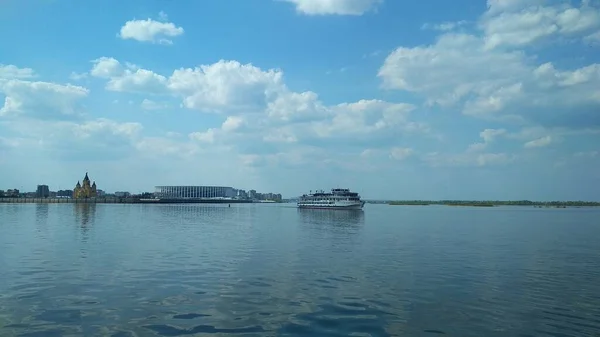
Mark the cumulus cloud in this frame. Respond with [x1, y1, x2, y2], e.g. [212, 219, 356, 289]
[0, 63, 147, 164]
[90, 57, 167, 94]
[282, 0, 382, 15]
[85, 57, 430, 166]
[0, 65, 88, 120]
[421, 21, 468, 31]
[168, 60, 283, 112]
[481, 0, 600, 49]
[389, 147, 414, 160]
[0, 64, 36, 79]
[423, 151, 515, 168]
[523, 135, 552, 148]
[0, 79, 88, 119]
[584, 30, 600, 44]
[140, 99, 169, 110]
[378, 0, 600, 128]
[480, 128, 506, 143]
[466, 128, 507, 152]
[574, 150, 598, 158]
[118, 14, 184, 44]
[90, 57, 123, 78]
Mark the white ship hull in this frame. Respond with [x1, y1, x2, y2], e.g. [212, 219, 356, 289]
[297, 188, 365, 210]
[297, 200, 365, 210]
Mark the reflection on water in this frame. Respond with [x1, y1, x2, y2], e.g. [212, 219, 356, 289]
[73, 203, 96, 241]
[74, 203, 96, 228]
[35, 204, 49, 225]
[298, 208, 364, 226]
[151, 204, 248, 222]
[297, 209, 364, 239]
[0, 204, 600, 336]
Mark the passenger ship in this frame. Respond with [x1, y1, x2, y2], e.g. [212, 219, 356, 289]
[297, 188, 366, 210]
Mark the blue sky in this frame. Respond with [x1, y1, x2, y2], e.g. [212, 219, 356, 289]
[1, 0, 599, 200]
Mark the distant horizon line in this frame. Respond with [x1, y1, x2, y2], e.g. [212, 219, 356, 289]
[2, 188, 598, 203]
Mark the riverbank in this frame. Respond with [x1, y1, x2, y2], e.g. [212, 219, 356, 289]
[0, 197, 254, 204]
[388, 200, 599, 207]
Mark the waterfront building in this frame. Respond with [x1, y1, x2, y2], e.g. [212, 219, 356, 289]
[5, 189, 19, 197]
[73, 172, 97, 199]
[154, 186, 236, 199]
[36, 185, 50, 198]
[57, 189, 73, 198]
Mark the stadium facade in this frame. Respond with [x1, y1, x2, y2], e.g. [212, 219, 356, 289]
[154, 186, 237, 199]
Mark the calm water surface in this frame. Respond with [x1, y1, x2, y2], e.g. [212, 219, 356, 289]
[1, 203, 599, 336]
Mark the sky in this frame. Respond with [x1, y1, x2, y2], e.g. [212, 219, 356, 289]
[0, 0, 599, 201]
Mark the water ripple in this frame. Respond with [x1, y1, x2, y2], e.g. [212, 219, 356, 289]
[0, 204, 599, 336]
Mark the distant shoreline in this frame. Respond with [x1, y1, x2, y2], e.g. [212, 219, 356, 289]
[387, 200, 599, 207]
[0, 197, 257, 205]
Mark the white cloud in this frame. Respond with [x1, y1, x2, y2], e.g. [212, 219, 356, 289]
[379, 1, 600, 128]
[135, 136, 199, 158]
[168, 60, 283, 112]
[507, 126, 600, 142]
[379, 33, 529, 107]
[90, 57, 123, 78]
[140, 99, 168, 110]
[574, 150, 598, 158]
[67, 118, 142, 139]
[421, 21, 468, 31]
[4, 0, 600, 200]
[467, 128, 508, 152]
[524, 135, 552, 148]
[0, 66, 140, 161]
[158, 11, 169, 21]
[87, 57, 430, 163]
[69, 72, 88, 81]
[266, 91, 327, 123]
[118, 15, 184, 44]
[467, 142, 487, 153]
[360, 148, 380, 157]
[107, 68, 167, 94]
[189, 129, 217, 143]
[311, 100, 420, 138]
[480, 128, 507, 142]
[389, 147, 413, 160]
[485, 0, 547, 15]
[222, 116, 244, 132]
[90, 57, 167, 94]
[584, 30, 600, 44]
[2, 117, 143, 164]
[424, 126, 517, 167]
[481, 0, 600, 49]
[0, 79, 88, 119]
[423, 151, 514, 167]
[0, 64, 36, 79]
[282, 0, 382, 15]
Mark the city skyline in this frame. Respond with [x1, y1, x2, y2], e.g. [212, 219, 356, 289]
[0, 172, 283, 200]
[1, 0, 599, 200]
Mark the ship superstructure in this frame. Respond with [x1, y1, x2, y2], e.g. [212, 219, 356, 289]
[297, 188, 365, 209]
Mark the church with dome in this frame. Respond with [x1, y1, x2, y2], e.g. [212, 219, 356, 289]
[73, 172, 97, 199]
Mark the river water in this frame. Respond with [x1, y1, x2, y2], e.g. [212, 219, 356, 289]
[0, 203, 599, 336]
